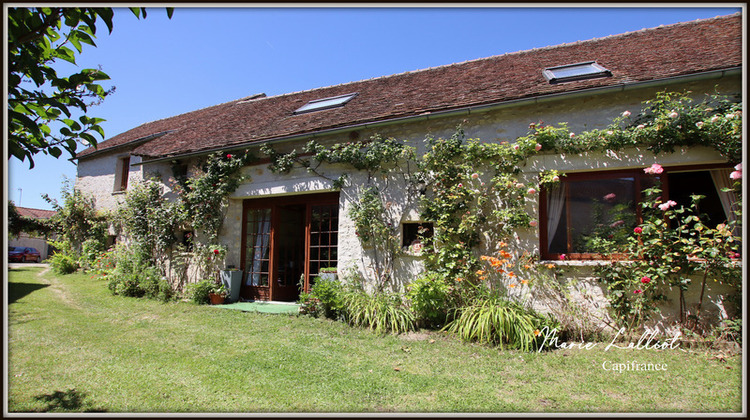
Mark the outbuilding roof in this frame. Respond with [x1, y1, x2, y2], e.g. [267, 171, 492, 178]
[77, 13, 742, 161]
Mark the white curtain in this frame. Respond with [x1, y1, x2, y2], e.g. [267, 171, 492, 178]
[547, 183, 567, 250]
[710, 169, 739, 226]
[248, 209, 272, 286]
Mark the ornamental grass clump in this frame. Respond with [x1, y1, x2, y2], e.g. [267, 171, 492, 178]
[342, 290, 416, 335]
[444, 294, 548, 352]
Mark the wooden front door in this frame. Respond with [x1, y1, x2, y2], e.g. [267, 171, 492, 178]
[240, 192, 339, 302]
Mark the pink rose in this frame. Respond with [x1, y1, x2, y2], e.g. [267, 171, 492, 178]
[559, 254, 566, 261]
[529, 220, 538, 227]
[457, 183, 463, 188]
[622, 110, 631, 117]
[658, 200, 677, 211]
[735, 163, 742, 171]
[729, 171, 741, 180]
[527, 188, 536, 195]
[641, 276, 651, 284]
[226, 154, 233, 159]
[668, 111, 679, 119]
[644, 163, 664, 175]
[471, 173, 479, 179]
[535, 143, 542, 151]
[633, 289, 643, 294]
[551, 175, 560, 182]
[633, 227, 643, 234]
[603, 193, 616, 202]
[513, 144, 520, 151]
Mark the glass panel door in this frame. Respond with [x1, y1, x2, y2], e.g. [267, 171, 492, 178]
[308, 204, 339, 285]
[242, 207, 272, 300]
[274, 205, 306, 302]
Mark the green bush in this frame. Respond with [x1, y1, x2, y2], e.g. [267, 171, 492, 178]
[342, 290, 415, 334]
[49, 252, 79, 275]
[79, 238, 106, 272]
[311, 277, 345, 319]
[406, 273, 452, 327]
[188, 280, 217, 305]
[444, 293, 550, 351]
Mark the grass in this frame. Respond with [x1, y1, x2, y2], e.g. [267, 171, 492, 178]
[6, 266, 744, 413]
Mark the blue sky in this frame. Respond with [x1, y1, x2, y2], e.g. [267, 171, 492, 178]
[6, 5, 742, 210]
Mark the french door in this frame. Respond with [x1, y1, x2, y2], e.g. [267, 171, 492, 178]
[240, 192, 339, 301]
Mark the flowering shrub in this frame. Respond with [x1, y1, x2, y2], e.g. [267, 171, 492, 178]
[595, 165, 742, 330]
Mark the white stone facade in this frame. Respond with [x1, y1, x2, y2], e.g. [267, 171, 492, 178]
[76, 77, 742, 330]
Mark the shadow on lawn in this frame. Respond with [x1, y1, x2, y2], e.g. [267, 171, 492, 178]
[8, 282, 49, 304]
[33, 388, 106, 412]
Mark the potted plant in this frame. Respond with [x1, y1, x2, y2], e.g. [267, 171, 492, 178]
[208, 283, 228, 305]
[319, 266, 338, 281]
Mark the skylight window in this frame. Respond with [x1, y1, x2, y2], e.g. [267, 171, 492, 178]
[542, 62, 611, 84]
[293, 93, 358, 115]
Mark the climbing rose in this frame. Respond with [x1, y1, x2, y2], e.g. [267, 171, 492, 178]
[551, 175, 560, 182]
[457, 183, 463, 188]
[633, 227, 643, 234]
[529, 220, 538, 227]
[695, 121, 704, 129]
[559, 254, 566, 261]
[730, 171, 742, 180]
[471, 173, 479, 179]
[527, 188, 536, 195]
[668, 111, 679, 119]
[636, 124, 646, 129]
[633, 289, 643, 294]
[735, 163, 742, 171]
[535, 143, 542, 151]
[658, 200, 677, 211]
[513, 144, 520, 150]
[644, 163, 664, 175]
[226, 154, 233, 159]
[711, 115, 720, 123]
[569, 132, 575, 138]
[622, 110, 631, 117]
[641, 276, 651, 284]
[213, 249, 220, 255]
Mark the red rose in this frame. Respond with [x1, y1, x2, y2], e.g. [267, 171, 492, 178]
[213, 249, 220, 255]
[633, 289, 643, 294]
[634, 227, 643, 234]
[227, 154, 233, 159]
[641, 276, 651, 284]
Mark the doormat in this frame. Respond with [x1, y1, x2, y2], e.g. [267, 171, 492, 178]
[213, 301, 301, 315]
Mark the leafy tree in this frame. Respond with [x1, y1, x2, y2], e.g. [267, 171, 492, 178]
[7, 7, 172, 168]
[7, 200, 51, 238]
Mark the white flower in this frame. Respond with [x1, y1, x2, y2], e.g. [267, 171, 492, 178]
[711, 115, 720, 123]
[607, 130, 614, 135]
[622, 110, 632, 117]
[668, 111, 679, 119]
[726, 113, 736, 120]
[569, 132, 575, 138]
[636, 124, 646, 130]
[551, 175, 560, 182]
[695, 121, 704, 128]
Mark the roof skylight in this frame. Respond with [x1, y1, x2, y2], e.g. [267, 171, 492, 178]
[294, 93, 358, 115]
[542, 61, 611, 84]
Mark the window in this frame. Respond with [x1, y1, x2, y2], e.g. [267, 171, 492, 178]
[293, 93, 358, 115]
[114, 156, 131, 192]
[540, 166, 737, 260]
[542, 61, 611, 84]
[402, 222, 434, 249]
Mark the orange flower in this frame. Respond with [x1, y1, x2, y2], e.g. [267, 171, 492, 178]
[508, 283, 517, 288]
[534, 329, 541, 336]
[456, 277, 463, 282]
[507, 271, 516, 278]
[523, 264, 531, 270]
[520, 280, 529, 285]
[545, 264, 555, 270]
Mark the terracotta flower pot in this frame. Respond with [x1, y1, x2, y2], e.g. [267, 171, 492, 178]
[209, 293, 226, 305]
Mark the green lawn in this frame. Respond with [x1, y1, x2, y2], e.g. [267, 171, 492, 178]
[6, 266, 743, 413]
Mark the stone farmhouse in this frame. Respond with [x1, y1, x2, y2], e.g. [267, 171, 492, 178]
[76, 13, 742, 327]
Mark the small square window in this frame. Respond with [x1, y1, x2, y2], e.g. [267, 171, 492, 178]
[293, 93, 358, 115]
[543, 62, 611, 84]
[402, 222, 434, 248]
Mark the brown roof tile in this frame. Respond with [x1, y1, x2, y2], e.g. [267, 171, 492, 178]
[16, 207, 56, 220]
[77, 13, 742, 161]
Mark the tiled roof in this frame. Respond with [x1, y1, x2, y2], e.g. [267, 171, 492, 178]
[77, 13, 742, 161]
[16, 207, 56, 220]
